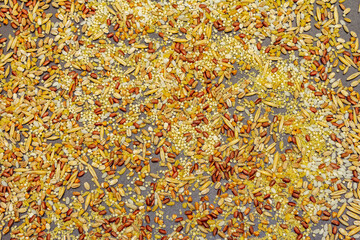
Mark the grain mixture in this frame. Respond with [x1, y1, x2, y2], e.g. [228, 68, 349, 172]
[0, 0, 360, 239]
